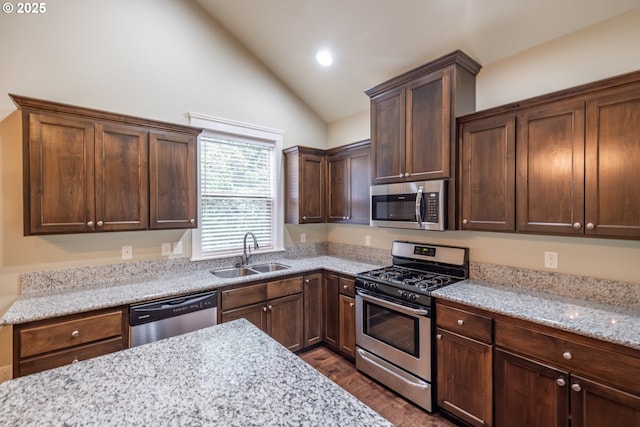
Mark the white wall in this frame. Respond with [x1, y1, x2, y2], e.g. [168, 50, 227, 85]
[326, 8, 640, 284]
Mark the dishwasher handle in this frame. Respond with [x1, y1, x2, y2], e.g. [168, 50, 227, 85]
[129, 290, 217, 326]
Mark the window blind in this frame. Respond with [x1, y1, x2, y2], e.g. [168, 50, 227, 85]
[199, 135, 274, 257]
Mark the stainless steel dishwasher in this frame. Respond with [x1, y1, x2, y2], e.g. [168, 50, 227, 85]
[129, 290, 217, 347]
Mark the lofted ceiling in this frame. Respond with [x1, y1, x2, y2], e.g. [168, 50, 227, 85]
[196, 0, 640, 123]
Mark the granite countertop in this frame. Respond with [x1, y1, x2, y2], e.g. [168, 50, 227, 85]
[0, 256, 383, 325]
[432, 280, 640, 351]
[0, 319, 392, 426]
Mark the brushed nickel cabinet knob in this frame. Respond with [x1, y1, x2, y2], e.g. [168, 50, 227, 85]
[586, 223, 595, 230]
[87, 221, 94, 227]
[556, 378, 566, 387]
[97, 221, 104, 227]
[563, 351, 573, 360]
[573, 222, 582, 230]
[71, 330, 80, 338]
[571, 384, 582, 392]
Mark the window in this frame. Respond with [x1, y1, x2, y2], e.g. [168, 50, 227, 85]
[189, 113, 283, 260]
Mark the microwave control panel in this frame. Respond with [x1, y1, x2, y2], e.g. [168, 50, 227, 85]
[424, 192, 439, 222]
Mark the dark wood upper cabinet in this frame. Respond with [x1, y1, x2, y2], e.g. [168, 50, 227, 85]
[516, 100, 585, 235]
[284, 146, 326, 224]
[585, 83, 640, 239]
[459, 114, 516, 231]
[366, 50, 481, 185]
[458, 70, 640, 240]
[12, 94, 201, 235]
[326, 140, 371, 224]
[149, 131, 197, 229]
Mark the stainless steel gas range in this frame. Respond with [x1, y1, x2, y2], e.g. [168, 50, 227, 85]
[355, 241, 469, 412]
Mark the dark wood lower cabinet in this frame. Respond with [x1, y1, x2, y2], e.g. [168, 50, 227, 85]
[570, 375, 640, 427]
[494, 348, 569, 427]
[338, 294, 355, 358]
[323, 273, 340, 350]
[268, 294, 303, 352]
[494, 348, 640, 427]
[303, 272, 323, 347]
[436, 328, 492, 427]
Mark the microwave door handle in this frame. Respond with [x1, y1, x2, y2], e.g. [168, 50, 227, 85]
[415, 186, 424, 229]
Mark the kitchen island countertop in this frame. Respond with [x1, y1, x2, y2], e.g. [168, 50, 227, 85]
[0, 318, 392, 426]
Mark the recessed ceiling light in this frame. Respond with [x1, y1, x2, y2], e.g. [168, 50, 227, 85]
[316, 50, 333, 66]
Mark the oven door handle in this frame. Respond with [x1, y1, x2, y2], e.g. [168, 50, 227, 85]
[356, 290, 431, 317]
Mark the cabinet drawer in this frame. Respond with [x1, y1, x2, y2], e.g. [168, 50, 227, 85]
[19, 337, 125, 376]
[339, 277, 355, 297]
[267, 276, 303, 300]
[19, 310, 123, 358]
[495, 320, 640, 394]
[436, 303, 492, 344]
[221, 283, 267, 311]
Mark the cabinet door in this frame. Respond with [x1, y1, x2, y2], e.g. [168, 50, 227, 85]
[494, 348, 569, 427]
[348, 146, 371, 224]
[95, 123, 149, 231]
[323, 273, 340, 350]
[221, 302, 268, 333]
[406, 68, 451, 180]
[303, 273, 324, 347]
[516, 101, 585, 235]
[460, 115, 516, 231]
[436, 328, 492, 427]
[327, 155, 349, 222]
[371, 86, 405, 184]
[268, 293, 303, 352]
[570, 375, 640, 427]
[149, 131, 197, 229]
[300, 151, 326, 223]
[586, 84, 640, 238]
[26, 113, 95, 234]
[338, 294, 355, 358]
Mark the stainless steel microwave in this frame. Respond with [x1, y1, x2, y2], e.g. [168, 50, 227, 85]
[370, 180, 446, 231]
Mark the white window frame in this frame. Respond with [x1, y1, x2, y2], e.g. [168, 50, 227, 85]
[189, 112, 284, 261]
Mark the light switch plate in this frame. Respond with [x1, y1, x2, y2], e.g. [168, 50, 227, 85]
[122, 245, 133, 260]
[173, 241, 183, 255]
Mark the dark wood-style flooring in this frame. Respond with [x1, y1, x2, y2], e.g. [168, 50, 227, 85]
[298, 346, 458, 427]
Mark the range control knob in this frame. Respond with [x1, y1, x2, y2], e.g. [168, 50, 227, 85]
[409, 294, 417, 301]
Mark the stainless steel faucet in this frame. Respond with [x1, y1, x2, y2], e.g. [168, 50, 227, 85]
[242, 232, 259, 266]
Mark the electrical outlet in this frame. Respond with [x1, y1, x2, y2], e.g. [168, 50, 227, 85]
[544, 251, 558, 269]
[0, 365, 12, 383]
[365, 235, 371, 246]
[162, 243, 172, 256]
[122, 245, 133, 260]
[300, 233, 306, 243]
[173, 241, 183, 255]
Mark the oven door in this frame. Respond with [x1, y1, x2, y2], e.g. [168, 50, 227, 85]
[355, 290, 431, 381]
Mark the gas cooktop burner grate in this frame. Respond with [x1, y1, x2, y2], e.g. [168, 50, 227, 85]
[360, 267, 460, 293]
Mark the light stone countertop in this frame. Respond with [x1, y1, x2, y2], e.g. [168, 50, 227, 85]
[432, 280, 640, 351]
[0, 319, 393, 426]
[0, 256, 383, 325]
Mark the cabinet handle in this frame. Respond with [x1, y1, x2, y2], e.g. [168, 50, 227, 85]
[586, 222, 595, 230]
[436, 334, 442, 340]
[571, 384, 582, 392]
[563, 351, 573, 360]
[343, 285, 348, 290]
[96, 221, 104, 227]
[268, 305, 273, 311]
[262, 306, 267, 312]
[457, 319, 464, 326]
[305, 279, 310, 283]
[72, 358, 79, 364]
[398, 174, 404, 178]
[572, 222, 582, 230]
[189, 218, 195, 224]
[556, 378, 566, 387]
[462, 219, 468, 225]
[349, 302, 354, 307]
[404, 172, 410, 177]
[87, 221, 94, 227]
[302, 216, 307, 221]
[71, 330, 80, 338]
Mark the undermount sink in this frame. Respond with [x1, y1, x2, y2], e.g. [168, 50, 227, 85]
[249, 263, 291, 273]
[211, 263, 290, 278]
[211, 267, 259, 278]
